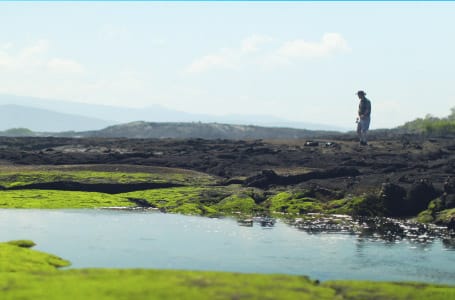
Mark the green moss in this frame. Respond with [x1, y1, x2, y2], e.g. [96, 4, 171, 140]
[0, 190, 134, 208]
[328, 195, 387, 217]
[264, 192, 322, 215]
[1, 241, 454, 300]
[170, 203, 206, 215]
[0, 169, 217, 188]
[0, 242, 70, 273]
[216, 194, 257, 214]
[416, 199, 447, 224]
[417, 209, 435, 223]
[0, 269, 337, 300]
[120, 187, 207, 211]
[324, 280, 455, 300]
[121, 187, 259, 215]
[325, 199, 350, 214]
[435, 208, 455, 225]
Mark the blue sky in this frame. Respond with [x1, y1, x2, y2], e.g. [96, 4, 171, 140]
[0, 1, 454, 129]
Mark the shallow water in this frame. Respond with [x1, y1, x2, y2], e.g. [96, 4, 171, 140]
[1, 209, 454, 284]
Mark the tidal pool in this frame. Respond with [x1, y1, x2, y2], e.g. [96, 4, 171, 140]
[1, 209, 454, 284]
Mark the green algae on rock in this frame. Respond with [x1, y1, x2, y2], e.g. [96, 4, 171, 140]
[0, 190, 135, 209]
[0, 168, 218, 189]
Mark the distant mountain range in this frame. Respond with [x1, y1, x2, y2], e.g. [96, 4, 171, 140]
[0, 104, 114, 132]
[58, 121, 340, 140]
[0, 94, 346, 132]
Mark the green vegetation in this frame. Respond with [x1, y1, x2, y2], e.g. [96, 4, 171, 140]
[216, 194, 257, 214]
[0, 168, 447, 221]
[325, 280, 455, 300]
[0, 184, 432, 218]
[435, 208, 455, 225]
[1, 240, 454, 300]
[418, 202, 455, 226]
[0, 169, 217, 188]
[0, 127, 35, 137]
[264, 192, 323, 215]
[399, 107, 455, 136]
[0, 190, 134, 208]
[120, 186, 215, 214]
[0, 241, 70, 273]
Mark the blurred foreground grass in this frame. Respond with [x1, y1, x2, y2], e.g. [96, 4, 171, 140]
[1, 241, 454, 300]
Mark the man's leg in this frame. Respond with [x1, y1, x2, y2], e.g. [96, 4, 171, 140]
[360, 118, 370, 145]
[357, 122, 363, 143]
[361, 129, 368, 145]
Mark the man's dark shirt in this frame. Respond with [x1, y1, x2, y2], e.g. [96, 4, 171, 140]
[358, 98, 371, 117]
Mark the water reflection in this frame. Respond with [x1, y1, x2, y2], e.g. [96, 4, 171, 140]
[1, 209, 454, 284]
[443, 238, 455, 250]
[273, 213, 454, 250]
[104, 209, 455, 250]
[237, 216, 276, 228]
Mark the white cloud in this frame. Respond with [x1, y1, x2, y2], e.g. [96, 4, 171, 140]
[20, 39, 49, 59]
[185, 34, 274, 74]
[185, 49, 238, 74]
[186, 33, 349, 73]
[241, 35, 273, 53]
[47, 58, 85, 73]
[1, 42, 13, 50]
[0, 40, 84, 74]
[277, 33, 350, 59]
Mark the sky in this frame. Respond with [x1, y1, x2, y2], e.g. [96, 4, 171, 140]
[0, 1, 454, 129]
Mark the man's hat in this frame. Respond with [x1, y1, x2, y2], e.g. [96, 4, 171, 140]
[357, 90, 366, 96]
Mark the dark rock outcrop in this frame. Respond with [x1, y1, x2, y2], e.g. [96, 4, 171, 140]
[6, 181, 183, 194]
[244, 167, 360, 189]
[379, 183, 407, 217]
[405, 180, 439, 215]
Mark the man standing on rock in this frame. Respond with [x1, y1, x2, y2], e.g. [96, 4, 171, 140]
[356, 90, 371, 146]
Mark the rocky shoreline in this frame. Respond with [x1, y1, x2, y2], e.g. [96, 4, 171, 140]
[0, 136, 454, 228]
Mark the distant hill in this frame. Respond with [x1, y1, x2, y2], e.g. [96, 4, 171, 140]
[396, 108, 455, 136]
[0, 128, 36, 137]
[55, 121, 340, 140]
[0, 94, 345, 131]
[0, 104, 114, 132]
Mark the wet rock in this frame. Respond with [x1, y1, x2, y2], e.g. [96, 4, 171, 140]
[244, 170, 280, 189]
[244, 167, 360, 189]
[255, 216, 276, 227]
[6, 181, 184, 194]
[237, 218, 253, 227]
[379, 183, 407, 217]
[305, 141, 319, 147]
[127, 198, 153, 208]
[325, 142, 339, 148]
[442, 194, 455, 209]
[405, 180, 440, 215]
